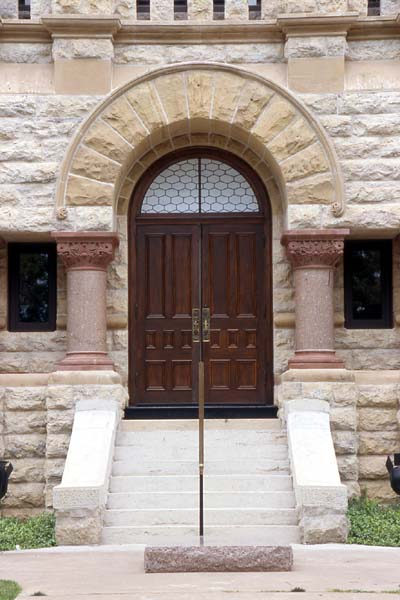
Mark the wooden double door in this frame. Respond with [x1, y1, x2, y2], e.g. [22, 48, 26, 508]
[130, 218, 272, 409]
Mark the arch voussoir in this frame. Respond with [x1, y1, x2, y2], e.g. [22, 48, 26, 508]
[57, 63, 345, 227]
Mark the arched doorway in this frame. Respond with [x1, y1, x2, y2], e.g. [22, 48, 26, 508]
[128, 148, 273, 417]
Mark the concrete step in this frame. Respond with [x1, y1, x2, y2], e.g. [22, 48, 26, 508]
[113, 443, 288, 461]
[119, 419, 282, 433]
[116, 430, 287, 446]
[112, 458, 290, 476]
[107, 491, 296, 510]
[110, 474, 294, 493]
[104, 507, 298, 527]
[101, 524, 301, 546]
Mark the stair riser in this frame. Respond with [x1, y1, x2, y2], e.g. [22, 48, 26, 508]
[120, 419, 283, 433]
[112, 459, 289, 476]
[101, 525, 301, 545]
[104, 508, 298, 527]
[110, 475, 293, 493]
[114, 445, 288, 461]
[107, 491, 296, 510]
[116, 432, 287, 446]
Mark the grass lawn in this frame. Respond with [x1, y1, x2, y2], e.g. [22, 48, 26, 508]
[0, 580, 21, 600]
[0, 512, 56, 552]
[348, 498, 400, 546]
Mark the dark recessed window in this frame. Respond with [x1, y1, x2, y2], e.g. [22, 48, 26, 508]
[174, 0, 187, 19]
[249, 0, 261, 20]
[18, 0, 31, 18]
[344, 240, 392, 329]
[137, 0, 150, 20]
[368, 0, 380, 15]
[214, 0, 224, 19]
[8, 243, 57, 332]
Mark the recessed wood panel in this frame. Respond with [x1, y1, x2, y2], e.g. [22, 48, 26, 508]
[208, 233, 230, 318]
[145, 361, 166, 391]
[172, 360, 192, 391]
[172, 234, 193, 318]
[209, 359, 231, 390]
[236, 359, 257, 390]
[146, 234, 166, 318]
[236, 233, 257, 318]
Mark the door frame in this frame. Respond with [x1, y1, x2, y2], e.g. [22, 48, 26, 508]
[127, 147, 276, 418]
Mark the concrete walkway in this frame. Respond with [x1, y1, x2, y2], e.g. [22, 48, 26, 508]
[1, 544, 400, 599]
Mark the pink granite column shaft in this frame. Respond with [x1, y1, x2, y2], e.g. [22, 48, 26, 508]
[51, 232, 119, 371]
[281, 229, 350, 369]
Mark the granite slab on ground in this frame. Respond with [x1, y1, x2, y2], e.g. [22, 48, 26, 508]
[144, 545, 293, 572]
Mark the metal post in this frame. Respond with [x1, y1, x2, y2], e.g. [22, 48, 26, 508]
[198, 360, 205, 543]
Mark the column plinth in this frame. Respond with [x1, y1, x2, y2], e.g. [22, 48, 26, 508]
[51, 232, 119, 371]
[281, 229, 350, 370]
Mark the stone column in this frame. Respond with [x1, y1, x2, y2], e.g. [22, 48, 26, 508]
[51, 232, 119, 371]
[281, 229, 349, 369]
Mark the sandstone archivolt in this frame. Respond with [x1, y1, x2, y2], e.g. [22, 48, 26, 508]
[56, 64, 345, 224]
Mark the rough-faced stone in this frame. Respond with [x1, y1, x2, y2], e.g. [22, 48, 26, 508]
[251, 97, 296, 144]
[66, 175, 114, 206]
[281, 143, 329, 182]
[144, 545, 293, 573]
[83, 119, 133, 163]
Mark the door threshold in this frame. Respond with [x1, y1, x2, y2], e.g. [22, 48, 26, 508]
[124, 405, 278, 420]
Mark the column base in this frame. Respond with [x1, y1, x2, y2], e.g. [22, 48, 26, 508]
[56, 352, 115, 371]
[288, 350, 344, 370]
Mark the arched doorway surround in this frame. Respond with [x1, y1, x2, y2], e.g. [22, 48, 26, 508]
[54, 63, 345, 229]
[128, 147, 272, 415]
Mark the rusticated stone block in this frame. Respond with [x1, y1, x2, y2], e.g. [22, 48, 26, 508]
[360, 479, 397, 503]
[145, 546, 293, 573]
[2, 483, 45, 508]
[332, 431, 358, 455]
[56, 508, 102, 545]
[8, 459, 45, 484]
[359, 456, 390, 480]
[300, 513, 348, 544]
[5, 387, 47, 411]
[46, 434, 71, 459]
[357, 385, 399, 408]
[330, 407, 357, 432]
[4, 434, 46, 459]
[358, 408, 398, 432]
[4, 411, 46, 435]
[358, 431, 400, 456]
[337, 455, 358, 481]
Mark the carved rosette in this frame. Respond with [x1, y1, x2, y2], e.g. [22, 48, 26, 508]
[51, 232, 119, 271]
[281, 229, 350, 269]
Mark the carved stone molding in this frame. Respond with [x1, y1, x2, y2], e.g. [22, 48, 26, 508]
[281, 229, 350, 269]
[51, 232, 119, 271]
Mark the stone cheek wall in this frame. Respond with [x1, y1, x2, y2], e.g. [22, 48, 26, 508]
[0, 381, 67, 517]
[279, 379, 400, 503]
[0, 378, 126, 517]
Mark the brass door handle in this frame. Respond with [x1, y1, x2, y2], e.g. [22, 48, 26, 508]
[192, 308, 200, 343]
[202, 307, 210, 343]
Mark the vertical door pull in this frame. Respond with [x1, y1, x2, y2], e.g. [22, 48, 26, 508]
[202, 307, 210, 342]
[192, 308, 201, 343]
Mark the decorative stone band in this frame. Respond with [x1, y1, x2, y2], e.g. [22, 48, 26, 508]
[281, 229, 350, 269]
[51, 232, 119, 271]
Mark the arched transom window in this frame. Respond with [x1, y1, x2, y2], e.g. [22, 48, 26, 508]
[140, 158, 260, 214]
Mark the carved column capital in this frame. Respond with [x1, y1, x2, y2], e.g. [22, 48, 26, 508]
[281, 229, 350, 269]
[51, 232, 119, 271]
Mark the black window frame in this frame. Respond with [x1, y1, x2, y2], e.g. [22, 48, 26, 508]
[8, 243, 57, 332]
[344, 239, 393, 330]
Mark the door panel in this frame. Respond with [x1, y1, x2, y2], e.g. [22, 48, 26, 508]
[202, 223, 266, 405]
[136, 225, 200, 405]
[133, 221, 268, 407]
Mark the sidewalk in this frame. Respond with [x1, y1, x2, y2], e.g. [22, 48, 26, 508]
[1, 543, 400, 599]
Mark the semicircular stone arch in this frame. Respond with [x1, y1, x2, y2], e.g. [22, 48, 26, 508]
[56, 63, 345, 230]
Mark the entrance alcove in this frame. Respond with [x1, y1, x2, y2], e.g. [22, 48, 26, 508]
[54, 63, 345, 405]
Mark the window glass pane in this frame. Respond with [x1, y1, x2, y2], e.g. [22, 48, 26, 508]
[141, 159, 199, 213]
[18, 251, 50, 323]
[350, 248, 383, 321]
[200, 159, 259, 213]
[141, 157, 260, 214]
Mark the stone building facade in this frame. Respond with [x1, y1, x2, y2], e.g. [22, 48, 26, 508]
[1, 0, 400, 543]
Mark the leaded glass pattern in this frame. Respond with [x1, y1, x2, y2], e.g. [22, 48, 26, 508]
[200, 159, 259, 213]
[141, 157, 260, 214]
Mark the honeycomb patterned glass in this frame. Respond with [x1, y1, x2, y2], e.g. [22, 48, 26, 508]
[141, 158, 260, 214]
[200, 159, 259, 213]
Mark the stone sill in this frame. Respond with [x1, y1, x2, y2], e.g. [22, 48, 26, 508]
[1, 14, 400, 44]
